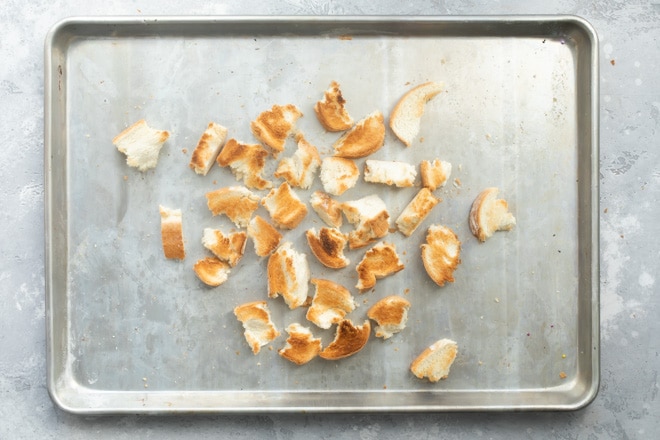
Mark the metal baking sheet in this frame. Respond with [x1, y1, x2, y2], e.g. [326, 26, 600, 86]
[45, 16, 599, 413]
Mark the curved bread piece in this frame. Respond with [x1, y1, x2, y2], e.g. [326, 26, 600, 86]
[314, 81, 354, 131]
[202, 228, 247, 267]
[320, 157, 360, 196]
[355, 242, 405, 291]
[306, 227, 350, 269]
[420, 159, 452, 191]
[469, 187, 516, 242]
[262, 182, 308, 229]
[113, 119, 169, 172]
[189, 122, 228, 175]
[332, 111, 385, 158]
[274, 133, 321, 189]
[159, 205, 185, 260]
[421, 225, 461, 287]
[233, 301, 280, 354]
[247, 215, 282, 257]
[205, 186, 260, 228]
[410, 338, 458, 382]
[306, 278, 356, 329]
[250, 104, 302, 156]
[395, 188, 440, 237]
[216, 138, 272, 190]
[267, 242, 310, 309]
[364, 160, 416, 187]
[278, 323, 323, 365]
[193, 257, 230, 287]
[367, 295, 411, 339]
[389, 82, 444, 147]
[341, 195, 390, 249]
[310, 191, 343, 228]
[319, 319, 371, 360]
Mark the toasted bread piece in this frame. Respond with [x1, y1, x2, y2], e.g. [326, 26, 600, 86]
[267, 242, 310, 309]
[233, 301, 280, 354]
[250, 104, 302, 156]
[306, 279, 357, 329]
[202, 228, 247, 267]
[274, 133, 321, 189]
[189, 122, 228, 175]
[159, 205, 185, 260]
[216, 138, 272, 190]
[367, 295, 411, 339]
[319, 319, 371, 360]
[420, 159, 452, 191]
[469, 187, 516, 242]
[310, 191, 343, 228]
[341, 195, 390, 249]
[364, 160, 417, 187]
[113, 119, 169, 171]
[355, 242, 405, 291]
[205, 186, 260, 228]
[305, 227, 350, 269]
[278, 323, 323, 365]
[389, 82, 444, 147]
[395, 188, 441, 237]
[333, 111, 385, 158]
[193, 257, 231, 287]
[314, 81, 354, 131]
[247, 215, 283, 257]
[319, 157, 360, 196]
[421, 224, 461, 287]
[262, 182, 308, 229]
[410, 338, 458, 382]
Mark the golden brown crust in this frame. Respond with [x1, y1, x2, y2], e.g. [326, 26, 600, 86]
[159, 206, 185, 260]
[262, 182, 308, 229]
[395, 188, 441, 237]
[355, 242, 405, 291]
[216, 138, 272, 190]
[469, 187, 516, 242]
[247, 215, 283, 257]
[278, 323, 322, 365]
[205, 186, 260, 228]
[319, 319, 371, 360]
[202, 228, 247, 267]
[250, 104, 302, 156]
[267, 242, 310, 309]
[367, 295, 411, 338]
[189, 122, 228, 175]
[420, 225, 461, 287]
[310, 191, 343, 228]
[389, 82, 443, 147]
[332, 111, 385, 158]
[410, 338, 458, 382]
[273, 133, 321, 189]
[305, 228, 349, 269]
[306, 279, 356, 329]
[420, 159, 451, 191]
[193, 257, 230, 287]
[233, 301, 280, 354]
[314, 81, 354, 132]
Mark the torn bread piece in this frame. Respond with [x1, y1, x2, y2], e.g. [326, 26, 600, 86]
[410, 338, 458, 382]
[189, 122, 228, 175]
[367, 295, 411, 339]
[341, 195, 390, 249]
[319, 156, 360, 196]
[420, 159, 452, 191]
[274, 133, 321, 189]
[364, 159, 417, 187]
[469, 187, 516, 242]
[193, 257, 231, 287]
[319, 319, 371, 360]
[421, 224, 461, 287]
[389, 81, 444, 147]
[310, 191, 343, 228]
[305, 227, 350, 269]
[113, 119, 169, 171]
[355, 242, 405, 291]
[233, 301, 280, 355]
[314, 81, 354, 132]
[278, 323, 323, 365]
[395, 188, 441, 237]
[262, 182, 308, 229]
[306, 279, 357, 329]
[205, 186, 260, 228]
[159, 205, 185, 260]
[216, 138, 272, 190]
[333, 111, 385, 158]
[250, 104, 302, 156]
[202, 228, 247, 267]
[267, 242, 310, 309]
[247, 215, 282, 257]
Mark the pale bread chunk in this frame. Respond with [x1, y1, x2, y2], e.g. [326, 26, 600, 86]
[341, 195, 390, 249]
[261, 182, 308, 229]
[332, 111, 385, 158]
[205, 186, 260, 228]
[395, 188, 441, 237]
[278, 323, 323, 365]
[267, 242, 310, 309]
[367, 295, 411, 339]
[305, 227, 350, 269]
[320, 156, 360, 196]
[314, 81, 354, 131]
[250, 104, 302, 156]
[274, 133, 321, 189]
[159, 205, 185, 260]
[420, 159, 452, 191]
[421, 224, 461, 287]
[364, 159, 417, 187]
[355, 242, 405, 291]
[306, 279, 357, 330]
[410, 338, 458, 382]
[310, 191, 343, 228]
[201, 228, 247, 267]
[389, 82, 444, 147]
[319, 319, 371, 360]
[113, 119, 169, 171]
[469, 187, 516, 242]
[216, 138, 272, 190]
[189, 122, 228, 175]
[233, 301, 280, 354]
[247, 215, 282, 257]
[193, 257, 231, 287]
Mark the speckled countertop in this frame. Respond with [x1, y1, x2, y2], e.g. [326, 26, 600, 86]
[1, 1, 658, 438]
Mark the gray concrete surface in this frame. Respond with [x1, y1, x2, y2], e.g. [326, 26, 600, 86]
[1, 0, 658, 438]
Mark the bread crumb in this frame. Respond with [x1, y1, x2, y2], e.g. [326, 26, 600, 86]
[383, 385, 387, 389]
[182, 148, 188, 154]
[610, 59, 615, 66]
[562, 354, 566, 359]
[453, 178, 462, 188]
[123, 175, 128, 181]
[339, 34, 353, 40]
[419, 137, 424, 143]
[559, 371, 567, 379]
[495, 297, 500, 303]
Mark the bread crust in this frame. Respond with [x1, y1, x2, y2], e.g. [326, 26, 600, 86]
[216, 138, 272, 190]
[341, 195, 390, 249]
[306, 278, 356, 329]
[159, 205, 185, 260]
[389, 82, 443, 147]
[193, 257, 231, 287]
[189, 122, 228, 175]
[410, 338, 458, 382]
[314, 81, 354, 131]
[278, 323, 322, 365]
[205, 186, 260, 228]
[267, 242, 310, 309]
[420, 225, 461, 287]
[250, 104, 302, 156]
[395, 188, 441, 237]
[367, 295, 411, 339]
[332, 111, 385, 158]
[306, 227, 349, 269]
[319, 319, 371, 360]
[274, 133, 321, 189]
[262, 182, 308, 229]
[202, 228, 247, 267]
[247, 215, 282, 257]
[233, 301, 280, 354]
[420, 159, 452, 191]
[469, 187, 516, 242]
[355, 242, 405, 291]
[310, 191, 343, 228]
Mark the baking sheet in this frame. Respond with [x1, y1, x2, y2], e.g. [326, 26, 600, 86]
[45, 16, 599, 413]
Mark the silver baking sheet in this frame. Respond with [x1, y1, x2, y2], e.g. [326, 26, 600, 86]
[45, 16, 599, 413]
